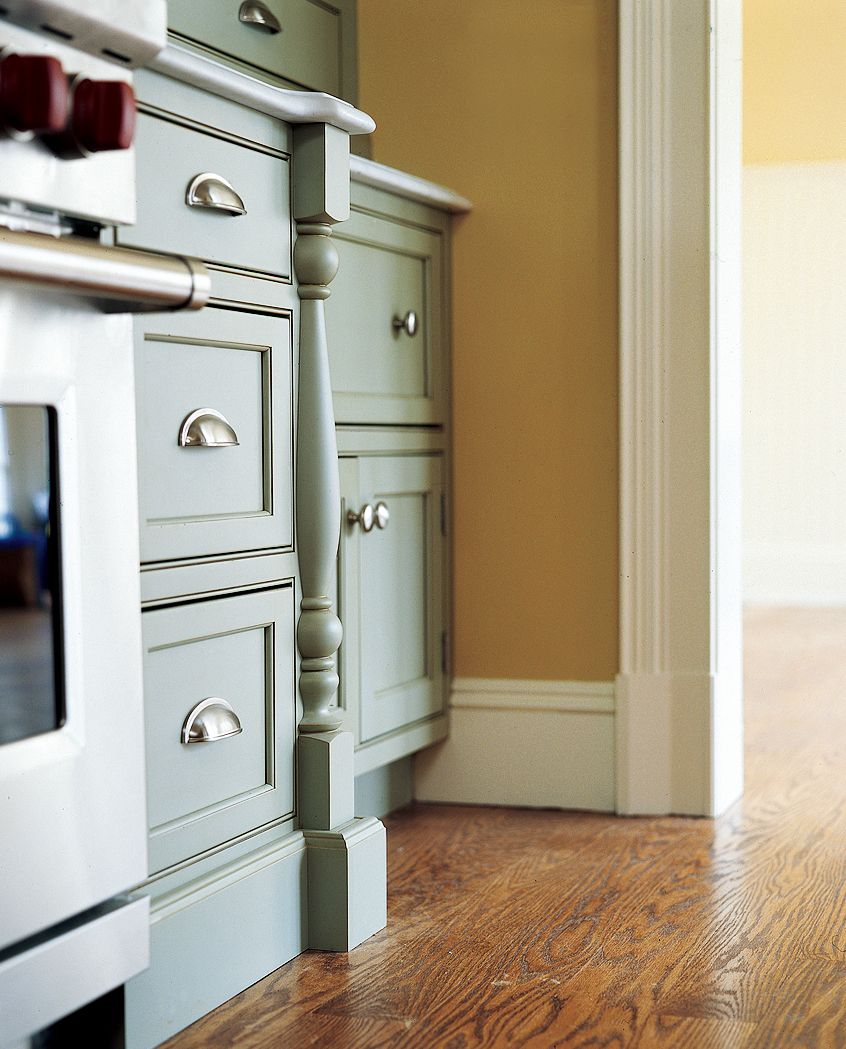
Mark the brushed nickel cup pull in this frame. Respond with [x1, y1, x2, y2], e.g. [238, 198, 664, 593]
[392, 310, 418, 337]
[181, 698, 243, 744]
[348, 503, 375, 532]
[178, 408, 239, 448]
[374, 501, 390, 530]
[238, 0, 282, 34]
[186, 172, 247, 217]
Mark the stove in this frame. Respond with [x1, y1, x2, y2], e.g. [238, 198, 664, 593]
[0, 3, 209, 1044]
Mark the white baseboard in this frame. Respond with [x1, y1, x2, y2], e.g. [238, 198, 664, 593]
[744, 544, 846, 606]
[413, 678, 615, 812]
[615, 670, 742, 817]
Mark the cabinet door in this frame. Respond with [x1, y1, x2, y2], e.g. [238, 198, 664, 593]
[339, 455, 445, 743]
[326, 211, 444, 425]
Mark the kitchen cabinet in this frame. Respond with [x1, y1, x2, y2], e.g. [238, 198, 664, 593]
[110, 4, 468, 1043]
[326, 202, 445, 425]
[133, 305, 293, 563]
[167, 0, 358, 101]
[339, 453, 446, 763]
[119, 48, 385, 1049]
[327, 173, 471, 796]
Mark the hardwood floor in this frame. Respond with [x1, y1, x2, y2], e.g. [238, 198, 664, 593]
[165, 608, 846, 1047]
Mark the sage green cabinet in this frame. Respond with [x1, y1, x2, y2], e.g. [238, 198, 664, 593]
[118, 111, 292, 280]
[134, 305, 293, 564]
[142, 585, 296, 874]
[338, 454, 446, 755]
[167, 0, 358, 102]
[326, 199, 446, 425]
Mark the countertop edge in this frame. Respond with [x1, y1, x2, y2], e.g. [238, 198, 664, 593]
[350, 155, 472, 214]
[149, 44, 376, 135]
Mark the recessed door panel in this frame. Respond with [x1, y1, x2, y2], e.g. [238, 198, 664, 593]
[344, 454, 444, 743]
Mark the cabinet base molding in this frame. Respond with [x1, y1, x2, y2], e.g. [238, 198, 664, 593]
[124, 834, 307, 1049]
[304, 817, 387, 952]
[355, 757, 413, 818]
[298, 730, 356, 831]
[414, 679, 616, 812]
[354, 714, 449, 777]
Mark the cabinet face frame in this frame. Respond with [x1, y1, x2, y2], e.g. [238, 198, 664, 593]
[337, 452, 447, 757]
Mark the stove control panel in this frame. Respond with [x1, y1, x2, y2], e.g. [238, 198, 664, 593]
[0, 22, 139, 226]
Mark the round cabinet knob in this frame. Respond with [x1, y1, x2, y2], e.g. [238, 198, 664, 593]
[347, 503, 375, 532]
[0, 54, 68, 134]
[71, 79, 136, 153]
[374, 501, 390, 530]
[392, 310, 419, 337]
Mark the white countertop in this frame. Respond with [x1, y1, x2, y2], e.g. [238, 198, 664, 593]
[150, 44, 375, 135]
[350, 155, 472, 214]
[149, 44, 471, 214]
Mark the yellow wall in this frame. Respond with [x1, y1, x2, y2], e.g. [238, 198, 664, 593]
[357, 0, 618, 681]
[744, 0, 846, 164]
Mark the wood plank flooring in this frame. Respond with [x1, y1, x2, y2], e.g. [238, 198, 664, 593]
[165, 608, 846, 1047]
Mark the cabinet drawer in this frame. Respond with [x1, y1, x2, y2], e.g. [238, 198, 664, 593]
[168, 0, 341, 95]
[135, 307, 293, 564]
[143, 586, 296, 873]
[117, 112, 291, 279]
[326, 211, 444, 425]
[338, 455, 446, 744]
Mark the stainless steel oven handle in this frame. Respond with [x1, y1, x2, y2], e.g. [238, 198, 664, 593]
[0, 229, 210, 313]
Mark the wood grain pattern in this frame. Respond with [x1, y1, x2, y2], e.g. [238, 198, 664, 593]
[164, 608, 846, 1048]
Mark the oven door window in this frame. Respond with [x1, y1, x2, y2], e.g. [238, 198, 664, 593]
[0, 405, 64, 744]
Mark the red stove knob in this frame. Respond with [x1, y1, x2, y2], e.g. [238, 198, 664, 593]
[0, 54, 68, 134]
[70, 79, 136, 153]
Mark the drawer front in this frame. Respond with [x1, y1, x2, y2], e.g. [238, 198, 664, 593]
[168, 0, 341, 95]
[326, 211, 444, 425]
[143, 586, 296, 873]
[135, 307, 293, 563]
[339, 455, 445, 743]
[117, 112, 291, 279]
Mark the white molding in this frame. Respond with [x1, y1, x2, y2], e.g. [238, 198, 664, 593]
[413, 679, 615, 812]
[150, 45, 376, 135]
[617, 0, 743, 816]
[350, 155, 472, 213]
[451, 677, 614, 714]
[744, 544, 846, 607]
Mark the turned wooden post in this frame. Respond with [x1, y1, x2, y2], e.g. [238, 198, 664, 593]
[293, 123, 349, 734]
[293, 122, 387, 951]
[295, 219, 343, 732]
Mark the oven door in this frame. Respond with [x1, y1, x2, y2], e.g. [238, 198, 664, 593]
[0, 286, 147, 949]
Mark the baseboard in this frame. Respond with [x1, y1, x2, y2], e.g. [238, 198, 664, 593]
[355, 757, 413, 818]
[615, 670, 743, 817]
[125, 834, 307, 1049]
[413, 678, 615, 812]
[744, 544, 846, 606]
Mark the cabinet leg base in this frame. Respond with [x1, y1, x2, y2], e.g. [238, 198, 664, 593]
[304, 817, 387, 951]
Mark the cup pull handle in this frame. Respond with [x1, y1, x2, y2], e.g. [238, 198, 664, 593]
[238, 1, 282, 34]
[186, 172, 247, 217]
[178, 408, 239, 448]
[181, 698, 243, 744]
